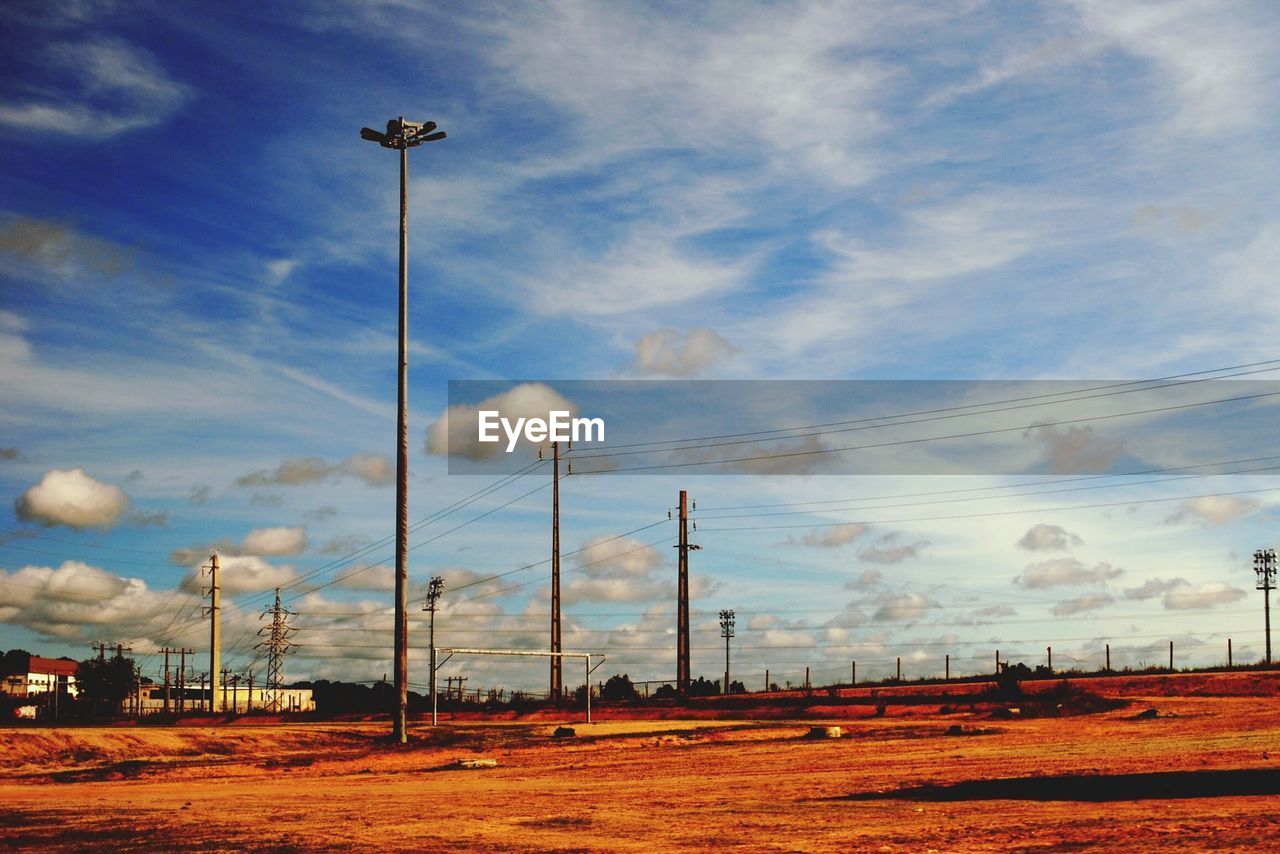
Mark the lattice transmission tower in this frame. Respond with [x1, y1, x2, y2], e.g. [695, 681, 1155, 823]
[256, 588, 297, 712]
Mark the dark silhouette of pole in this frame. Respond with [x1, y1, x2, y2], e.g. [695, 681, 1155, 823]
[719, 610, 735, 694]
[361, 117, 445, 743]
[1256, 549, 1276, 665]
[424, 576, 443, 725]
[675, 491, 699, 696]
[551, 441, 561, 701]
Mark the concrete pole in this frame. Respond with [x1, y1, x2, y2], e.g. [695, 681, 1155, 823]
[1047, 646, 1052, 673]
[163, 648, 171, 714]
[676, 490, 690, 697]
[851, 661, 856, 686]
[1228, 638, 1233, 668]
[551, 442, 562, 702]
[1105, 643, 1110, 672]
[392, 132, 411, 744]
[1169, 640, 1174, 671]
[945, 654, 949, 681]
[209, 554, 220, 713]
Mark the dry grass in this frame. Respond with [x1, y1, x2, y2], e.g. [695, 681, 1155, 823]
[1, 673, 1278, 851]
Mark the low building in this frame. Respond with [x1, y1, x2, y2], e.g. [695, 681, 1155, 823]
[1, 654, 79, 719]
[135, 682, 315, 715]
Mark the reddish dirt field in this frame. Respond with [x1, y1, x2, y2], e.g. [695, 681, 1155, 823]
[2, 672, 1279, 851]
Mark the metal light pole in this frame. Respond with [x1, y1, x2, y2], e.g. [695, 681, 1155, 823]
[424, 576, 443, 725]
[1255, 548, 1276, 665]
[719, 609, 735, 694]
[361, 117, 446, 743]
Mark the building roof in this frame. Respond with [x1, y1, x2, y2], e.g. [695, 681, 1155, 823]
[27, 656, 79, 677]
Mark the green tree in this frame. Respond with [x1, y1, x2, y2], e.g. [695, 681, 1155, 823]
[76, 655, 137, 719]
[601, 673, 640, 702]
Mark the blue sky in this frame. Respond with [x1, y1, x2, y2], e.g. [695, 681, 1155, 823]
[3, 1, 1280, 692]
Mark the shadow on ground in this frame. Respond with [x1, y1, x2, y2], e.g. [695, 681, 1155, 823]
[841, 768, 1280, 802]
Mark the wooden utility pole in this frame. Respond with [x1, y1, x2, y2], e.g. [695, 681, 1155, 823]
[896, 657, 901, 682]
[551, 441, 562, 702]
[1169, 641, 1174, 671]
[177, 649, 190, 713]
[764, 668, 769, 693]
[1047, 646, 1052, 673]
[851, 661, 856, 686]
[221, 668, 231, 713]
[1105, 643, 1110, 672]
[204, 554, 220, 713]
[163, 648, 172, 714]
[995, 650, 1000, 674]
[945, 654, 949, 681]
[246, 669, 254, 712]
[199, 672, 208, 711]
[675, 491, 699, 697]
[1228, 638, 1233, 668]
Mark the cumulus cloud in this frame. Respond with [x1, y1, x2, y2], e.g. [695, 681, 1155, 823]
[843, 569, 882, 591]
[242, 526, 306, 556]
[1051, 592, 1113, 616]
[566, 535, 667, 603]
[14, 468, 129, 530]
[1165, 495, 1259, 527]
[858, 533, 928, 565]
[1029, 424, 1124, 474]
[632, 327, 738, 377]
[1161, 581, 1246, 611]
[426, 383, 579, 460]
[237, 453, 393, 487]
[0, 560, 195, 644]
[178, 555, 296, 595]
[795, 523, 868, 548]
[1017, 523, 1083, 552]
[872, 592, 937, 622]
[1014, 558, 1123, 589]
[1122, 577, 1186, 601]
[332, 563, 395, 592]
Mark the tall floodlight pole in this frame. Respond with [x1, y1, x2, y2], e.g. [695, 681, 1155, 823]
[361, 117, 446, 743]
[423, 576, 443, 725]
[719, 609, 735, 694]
[1255, 548, 1276, 665]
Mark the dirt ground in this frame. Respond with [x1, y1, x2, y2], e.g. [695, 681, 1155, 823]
[2, 674, 1279, 851]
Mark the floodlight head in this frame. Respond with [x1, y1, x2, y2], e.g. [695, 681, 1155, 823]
[360, 127, 388, 144]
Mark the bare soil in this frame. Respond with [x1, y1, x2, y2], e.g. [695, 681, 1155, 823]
[2, 672, 1278, 851]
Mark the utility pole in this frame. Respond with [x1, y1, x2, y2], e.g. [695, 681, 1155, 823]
[1105, 643, 1110, 672]
[246, 669, 254, 712]
[945, 654, 950, 681]
[551, 441, 562, 702]
[1255, 548, 1276, 665]
[851, 661, 856, 686]
[230, 673, 241, 713]
[1228, 638, 1233, 668]
[675, 491, 699, 697]
[256, 588, 297, 713]
[719, 610, 735, 694]
[199, 672, 208, 711]
[423, 576, 443, 725]
[896, 657, 901, 682]
[163, 648, 172, 714]
[203, 553, 220, 713]
[360, 116, 445, 744]
[1169, 641, 1174, 671]
[1047, 646, 1052, 673]
[177, 649, 190, 713]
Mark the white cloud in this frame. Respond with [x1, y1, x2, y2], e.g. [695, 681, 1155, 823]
[1165, 495, 1259, 526]
[242, 526, 307, 556]
[332, 563, 394, 592]
[632, 328, 738, 377]
[577, 535, 662, 579]
[1070, 0, 1269, 135]
[1123, 577, 1186, 600]
[1018, 523, 1084, 552]
[425, 382, 578, 460]
[1030, 425, 1124, 474]
[1014, 558, 1123, 589]
[0, 560, 195, 644]
[237, 453, 393, 488]
[858, 533, 928, 565]
[0, 38, 190, 137]
[798, 523, 868, 549]
[1051, 592, 1114, 616]
[179, 555, 296, 595]
[265, 258, 298, 284]
[844, 569, 882, 591]
[873, 592, 937, 622]
[1161, 580, 1246, 610]
[15, 468, 129, 530]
